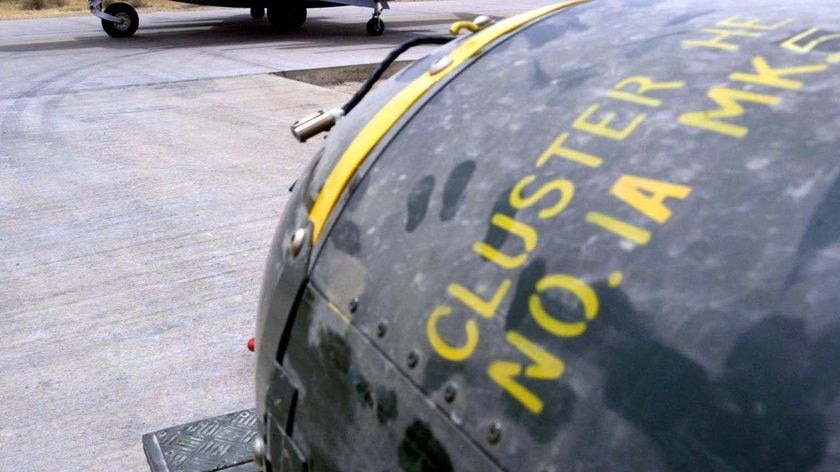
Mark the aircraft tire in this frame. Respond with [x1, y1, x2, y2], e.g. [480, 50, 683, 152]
[102, 3, 139, 38]
[250, 7, 265, 20]
[267, 4, 306, 32]
[366, 17, 385, 36]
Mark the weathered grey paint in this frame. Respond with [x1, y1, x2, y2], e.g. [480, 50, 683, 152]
[257, 1, 840, 471]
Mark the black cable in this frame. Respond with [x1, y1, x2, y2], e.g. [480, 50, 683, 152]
[341, 36, 453, 115]
[290, 35, 455, 142]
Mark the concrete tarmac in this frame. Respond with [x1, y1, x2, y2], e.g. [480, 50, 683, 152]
[0, 2, 555, 470]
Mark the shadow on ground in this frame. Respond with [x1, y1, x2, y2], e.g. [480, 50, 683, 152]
[0, 13, 470, 54]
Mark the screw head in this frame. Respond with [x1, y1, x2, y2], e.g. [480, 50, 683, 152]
[289, 228, 306, 257]
[407, 350, 420, 369]
[376, 321, 388, 338]
[487, 422, 502, 444]
[443, 383, 457, 403]
[349, 297, 360, 313]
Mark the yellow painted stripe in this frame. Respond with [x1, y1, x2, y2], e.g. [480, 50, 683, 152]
[308, 0, 591, 243]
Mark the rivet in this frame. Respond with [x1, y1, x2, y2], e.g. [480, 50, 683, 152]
[429, 56, 453, 75]
[407, 350, 420, 369]
[349, 297, 360, 313]
[487, 422, 502, 444]
[376, 321, 388, 338]
[443, 383, 457, 403]
[289, 228, 306, 257]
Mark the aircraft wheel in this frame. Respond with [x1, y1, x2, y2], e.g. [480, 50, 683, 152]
[250, 7, 264, 20]
[366, 17, 385, 36]
[267, 3, 306, 32]
[102, 2, 139, 38]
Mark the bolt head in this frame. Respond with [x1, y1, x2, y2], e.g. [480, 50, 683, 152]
[487, 422, 502, 444]
[252, 437, 266, 466]
[443, 383, 457, 403]
[473, 15, 492, 28]
[289, 228, 306, 257]
[407, 350, 419, 368]
[429, 56, 453, 75]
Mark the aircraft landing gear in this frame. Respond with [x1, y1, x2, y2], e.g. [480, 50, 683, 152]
[367, 2, 385, 36]
[267, 3, 306, 32]
[366, 17, 384, 36]
[90, 0, 138, 38]
[250, 7, 265, 20]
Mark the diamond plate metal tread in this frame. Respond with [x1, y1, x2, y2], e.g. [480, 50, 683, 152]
[143, 409, 259, 472]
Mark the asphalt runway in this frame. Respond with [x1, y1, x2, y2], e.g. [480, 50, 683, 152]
[0, 1, 554, 470]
